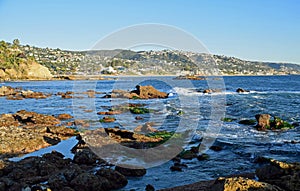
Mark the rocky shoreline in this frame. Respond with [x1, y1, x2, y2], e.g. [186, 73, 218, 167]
[1, 84, 300, 191]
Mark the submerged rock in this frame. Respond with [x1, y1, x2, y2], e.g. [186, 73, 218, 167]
[236, 88, 249, 93]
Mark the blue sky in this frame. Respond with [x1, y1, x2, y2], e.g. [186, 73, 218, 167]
[0, 0, 299, 63]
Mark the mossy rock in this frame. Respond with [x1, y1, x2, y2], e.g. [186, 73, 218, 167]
[129, 107, 150, 114]
[221, 117, 237, 122]
[146, 131, 182, 145]
[239, 119, 256, 125]
[197, 153, 210, 161]
[99, 116, 116, 123]
[179, 150, 197, 160]
[269, 117, 294, 129]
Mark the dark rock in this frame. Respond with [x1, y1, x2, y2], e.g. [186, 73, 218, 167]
[145, 184, 155, 191]
[197, 154, 210, 161]
[70, 173, 109, 191]
[239, 119, 257, 125]
[73, 149, 99, 165]
[180, 150, 197, 160]
[170, 165, 182, 172]
[236, 88, 249, 93]
[0, 182, 5, 191]
[115, 165, 147, 177]
[256, 159, 300, 191]
[135, 116, 143, 120]
[96, 169, 128, 189]
[210, 145, 222, 152]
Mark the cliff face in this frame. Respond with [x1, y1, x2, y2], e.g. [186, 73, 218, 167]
[0, 40, 52, 81]
[0, 61, 52, 81]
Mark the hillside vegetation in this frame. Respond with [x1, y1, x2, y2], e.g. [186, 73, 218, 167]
[0, 40, 52, 81]
[2, 39, 300, 77]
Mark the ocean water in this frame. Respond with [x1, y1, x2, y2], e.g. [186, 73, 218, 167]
[1, 75, 300, 190]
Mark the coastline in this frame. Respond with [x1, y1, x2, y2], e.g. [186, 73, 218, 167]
[1, 73, 299, 82]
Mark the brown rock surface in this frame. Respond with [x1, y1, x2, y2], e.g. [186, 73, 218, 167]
[0, 110, 77, 158]
[255, 114, 271, 130]
[103, 85, 168, 99]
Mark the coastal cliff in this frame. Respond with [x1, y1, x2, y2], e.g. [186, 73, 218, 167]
[0, 40, 52, 81]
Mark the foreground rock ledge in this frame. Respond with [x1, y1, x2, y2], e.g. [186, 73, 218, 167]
[0, 110, 77, 158]
[160, 159, 299, 191]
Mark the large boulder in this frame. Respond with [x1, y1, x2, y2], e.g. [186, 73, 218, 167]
[96, 169, 128, 190]
[211, 177, 284, 191]
[103, 85, 168, 99]
[70, 173, 109, 191]
[131, 85, 168, 99]
[255, 114, 271, 130]
[115, 165, 146, 177]
[256, 159, 300, 191]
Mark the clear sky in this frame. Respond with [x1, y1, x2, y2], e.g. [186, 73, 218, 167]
[0, 0, 299, 63]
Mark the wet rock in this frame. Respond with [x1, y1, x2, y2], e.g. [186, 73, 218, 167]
[256, 159, 300, 191]
[73, 149, 99, 165]
[145, 184, 155, 191]
[103, 85, 168, 99]
[255, 114, 294, 130]
[58, 113, 73, 120]
[203, 89, 221, 94]
[0, 86, 16, 96]
[0, 111, 77, 156]
[96, 169, 128, 190]
[21, 91, 50, 99]
[135, 116, 143, 120]
[236, 88, 249, 93]
[0, 182, 5, 191]
[239, 119, 257, 125]
[74, 119, 90, 127]
[170, 165, 182, 172]
[255, 114, 271, 130]
[210, 145, 222, 152]
[197, 154, 210, 161]
[115, 165, 147, 177]
[99, 116, 116, 123]
[134, 122, 157, 134]
[131, 85, 168, 99]
[211, 176, 284, 191]
[70, 173, 109, 191]
[97, 111, 122, 115]
[179, 150, 197, 160]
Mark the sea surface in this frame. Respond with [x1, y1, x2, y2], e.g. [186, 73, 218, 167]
[1, 75, 300, 190]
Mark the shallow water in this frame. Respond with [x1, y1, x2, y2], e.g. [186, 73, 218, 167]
[1, 75, 300, 190]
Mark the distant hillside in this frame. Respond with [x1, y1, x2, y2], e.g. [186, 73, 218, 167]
[8, 40, 299, 76]
[0, 40, 52, 81]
